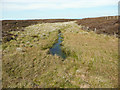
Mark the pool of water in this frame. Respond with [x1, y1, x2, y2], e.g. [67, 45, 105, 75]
[49, 33, 66, 59]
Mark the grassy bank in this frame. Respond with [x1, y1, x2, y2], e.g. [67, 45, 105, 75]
[2, 21, 118, 88]
[62, 29, 118, 88]
[2, 23, 61, 88]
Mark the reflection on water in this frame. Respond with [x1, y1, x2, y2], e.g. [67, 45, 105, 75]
[49, 33, 66, 59]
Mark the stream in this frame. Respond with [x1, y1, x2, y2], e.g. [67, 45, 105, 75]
[49, 32, 66, 59]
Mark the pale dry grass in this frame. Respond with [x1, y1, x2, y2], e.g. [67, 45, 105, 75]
[62, 28, 118, 88]
[2, 21, 118, 88]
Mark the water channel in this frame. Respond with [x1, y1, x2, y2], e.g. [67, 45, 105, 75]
[49, 32, 66, 59]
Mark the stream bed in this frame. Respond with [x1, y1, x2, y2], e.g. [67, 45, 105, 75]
[49, 33, 66, 59]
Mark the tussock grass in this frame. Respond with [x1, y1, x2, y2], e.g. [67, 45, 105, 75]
[62, 27, 118, 88]
[2, 21, 118, 88]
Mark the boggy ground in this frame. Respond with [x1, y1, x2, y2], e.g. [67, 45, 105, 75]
[2, 21, 118, 88]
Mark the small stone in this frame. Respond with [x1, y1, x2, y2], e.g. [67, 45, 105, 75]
[16, 48, 22, 52]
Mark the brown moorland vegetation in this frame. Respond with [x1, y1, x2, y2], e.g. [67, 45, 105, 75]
[1, 16, 119, 43]
[76, 16, 119, 35]
[2, 19, 76, 42]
